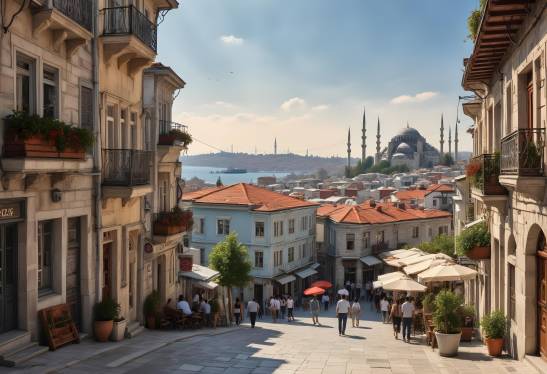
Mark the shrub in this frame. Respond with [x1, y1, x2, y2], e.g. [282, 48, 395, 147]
[480, 310, 506, 339]
[143, 290, 161, 317]
[456, 221, 490, 257]
[460, 304, 476, 327]
[94, 298, 120, 321]
[433, 290, 462, 334]
[169, 129, 192, 149]
[423, 293, 437, 313]
[416, 234, 455, 257]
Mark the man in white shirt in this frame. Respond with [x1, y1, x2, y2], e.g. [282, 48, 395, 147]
[336, 295, 351, 336]
[177, 295, 192, 316]
[380, 297, 390, 323]
[247, 298, 260, 328]
[401, 297, 416, 343]
[269, 297, 279, 323]
[286, 295, 295, 322]
[200, 299, 211, 326]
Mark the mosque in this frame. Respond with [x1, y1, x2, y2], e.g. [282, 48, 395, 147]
[346, 108, 458, 171]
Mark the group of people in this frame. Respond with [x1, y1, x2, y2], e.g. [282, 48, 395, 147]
[174, 295, 213, 325]
[267, 295, 295, 322]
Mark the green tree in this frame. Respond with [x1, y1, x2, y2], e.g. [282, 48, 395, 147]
[415, 234, 455, 258]
[208, 233, 252, 323]
[315, 168, 329, 180]
[216, 176, 223, 187]
[440, 153, 454, 166]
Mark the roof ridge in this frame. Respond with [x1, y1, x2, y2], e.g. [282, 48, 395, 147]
[240, 183, 251, 204]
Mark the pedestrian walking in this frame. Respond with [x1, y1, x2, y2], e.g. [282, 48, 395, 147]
[287, 295, 295, 321]
[269, 296, 278, 323]
[280, 297, 287, 319]
[401, 296, 415, 343]
[258, 299, 263, 319]
[336, 295, 350, 336]
[309, 296, 321, 325]
[350, 299, 361, 327]
[321, 293, 330, 311]
[380, 296, 390, 323]
[247, 298, 260, 328]
[234, 298, 243, 326]
[355, 282, 362, 300]
[373, 290, 381, 313]
[390, 298, 402, 339]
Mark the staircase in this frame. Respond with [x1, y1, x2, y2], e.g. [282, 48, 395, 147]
[125, 321, 144, 338]
[0, 330, 48, 367]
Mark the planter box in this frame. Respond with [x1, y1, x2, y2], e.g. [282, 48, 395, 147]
[111, 319, 127, 341]
[153, 222, 185, 236]
[158, 134, 178, 146]
[3, 135, 85, 159]
[467, 246, 491, 260]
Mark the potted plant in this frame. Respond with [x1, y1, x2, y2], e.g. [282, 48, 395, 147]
[111, 315, 127, 341]
[422, 293, 437, 314]
[433, 290, 462, 357]
[158, 128, 192, 148]
[456, 221, 491, 260]
[153, 207, 193, 236]
[93, 298, 120, 342]
[480, 310, 506, 356]
[466, 159, 482, 188]
[460, 304, 475, 342]
[143, 290, 161, 329]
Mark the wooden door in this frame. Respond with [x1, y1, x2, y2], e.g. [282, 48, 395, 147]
[66, 218, 81, 330]
[103, 243, 113, 300]
[0, 224, 17, 333]
[527, 79, 534, 130]
[538, 233, 547, 360]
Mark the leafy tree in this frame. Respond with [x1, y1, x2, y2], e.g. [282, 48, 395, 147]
[216, 176, 223, 187]
[415, 234, 455, 258]
[440, 153, 454, 166]
[208, 233, 252, 322]
[315, 168, 329, 180]
[364, 156, 374, 170]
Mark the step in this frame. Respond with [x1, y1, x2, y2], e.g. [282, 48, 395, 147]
[525, 355, 547, 374]
[0, 343, 48, 367]
[126, 321, 144, 338]
[0, 330, 31, 356]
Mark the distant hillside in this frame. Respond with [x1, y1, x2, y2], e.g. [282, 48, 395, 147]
[181, 152, 358, 174]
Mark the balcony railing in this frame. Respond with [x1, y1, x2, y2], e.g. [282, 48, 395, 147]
[501, 128, 545, 176]
[372, 241, 389, 255]
[159, 120, 188, 136]
[102, 149, 152, 186]
[469, 154, 507, 195]
[51, 0, 92, 31]
[102, 6, 157, 52]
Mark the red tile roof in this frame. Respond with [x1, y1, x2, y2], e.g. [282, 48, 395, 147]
[183, 183, 318, 212]
[317, 201, 450, 224]
[394, 184, 454, 202]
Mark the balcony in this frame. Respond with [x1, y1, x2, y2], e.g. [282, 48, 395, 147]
[372, 241, 389, 255]
[32, 0, 92, 58]
[153, 209, 192, 242]
[499, 128, 546, 199]
[100, 6, 157, 75]
[157, 121, 190, 162]
[469, 154, 507, 209]
[102, 149, 152, 200]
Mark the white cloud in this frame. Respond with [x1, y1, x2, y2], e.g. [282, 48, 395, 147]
[390, 91, 439, 104]
[214, 101, 236, 109]
[220, 35, 244, 45]
[280, 97, 307, 112]
[312, 104, 329, 111]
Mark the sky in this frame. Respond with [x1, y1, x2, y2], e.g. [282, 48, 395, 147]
[157, 0, 480, 157]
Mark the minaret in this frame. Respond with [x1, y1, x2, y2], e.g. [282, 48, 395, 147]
[361, 106, 367, 163]
[440, 114, 444, 156]
[274, 138, 277, 155]
[347, 128, 351, 175]
[448, 126, 452, 156]
[375, 117, 381, 165]
[454, 122, 459, 162]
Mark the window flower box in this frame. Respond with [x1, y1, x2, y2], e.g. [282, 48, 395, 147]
[153, 207, 193, 236]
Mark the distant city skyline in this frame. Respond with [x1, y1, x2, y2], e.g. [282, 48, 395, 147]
[157, 0, 478, 156]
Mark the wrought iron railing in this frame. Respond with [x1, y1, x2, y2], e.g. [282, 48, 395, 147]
[102, 6, 157, 52]
[501, 128, 545, 176]
[102, 149, 152, 186]
[159, 120, 188, 136]
[469, 154, 506, 195]
[47, 0, 93, 31]
[372, 241, 389, 255]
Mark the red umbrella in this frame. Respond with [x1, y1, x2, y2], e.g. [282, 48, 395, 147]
[311, 280, 333, 289]
[304, 287, 325, 296]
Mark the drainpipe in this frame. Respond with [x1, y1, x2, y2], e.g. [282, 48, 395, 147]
[92, 0, 102, 305]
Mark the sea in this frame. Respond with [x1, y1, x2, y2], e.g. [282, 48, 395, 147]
[182, 165, 291, 185]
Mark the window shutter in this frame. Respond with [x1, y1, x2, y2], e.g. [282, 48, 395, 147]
[80, 86, 93, 132]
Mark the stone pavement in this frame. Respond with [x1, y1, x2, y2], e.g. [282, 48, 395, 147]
[2, 302, 540, 374]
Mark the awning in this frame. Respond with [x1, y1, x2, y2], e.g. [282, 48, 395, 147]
[464, 218, 485, 229]
[197, 281, 219, 290]
[360, 256, 382, 267]
[310, 262, 320, 269]
[276, 274, 296, 285]
[295, 267, 318, 279]
[179, 264, 219, 282]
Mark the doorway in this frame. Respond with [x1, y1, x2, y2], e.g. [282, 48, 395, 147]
[66, 218, 81, 330]
[254, 284, 263, 306]
[102, 242, 113, 300]
[0, 224, 17, 333]
[537, 231, 547, 360]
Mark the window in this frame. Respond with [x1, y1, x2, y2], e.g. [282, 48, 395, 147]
[144, 115, 151, 150]
[428, 227, 433, 238]
[363, 232, 370, 248]
[346, 233, 355, 250]
[438, 226, 448, 235]
[433, 199, 437, 207]
[158, 174, 169, 212]
[412, 226, 419, 238]
[43, 65, 58, 118]
[376, 230, 384, 244]
[288, 219, 295, 234]
[288, 247, 294, 262]
[442, 196, 448, 205]
[274, 221, 284, 236]
[16, 54, 35, 113]
[217, 219, 230, 235]
[255, 221, 264, 237]
[130, 112, 137, 149]
[199, 218, 205, 234]
[254, 251, 264, 268]
[121, 109, 128, 148]
[107, 105, 117, 148]
[509, 264, 515, 320]
[274, 250, 283, 267]
[302, 243, 307, 258]
[301, 216, 308, 231]
[200, 248, 206, 265]
[38, 220, 54, 294]
[279, 221, 284, 236]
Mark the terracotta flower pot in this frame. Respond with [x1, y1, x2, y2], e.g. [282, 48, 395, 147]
[461, 327, 474, 342]
[94, 320, 113, 342]
[146, 315, 156, 329]
[485, 337, 504, 356]
[467, 245, 490, 260]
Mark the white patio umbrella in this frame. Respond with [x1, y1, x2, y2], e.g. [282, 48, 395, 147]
[337, 288, 349, 296]
[381, 275, 427, 292]
[373, 271, 406, 289]
[417, 263, 478, 283]
[404, 259, 453, 276]
[399, 252, 453, 267]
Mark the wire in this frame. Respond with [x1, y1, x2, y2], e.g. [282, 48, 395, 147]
[191, 136, 227, 153]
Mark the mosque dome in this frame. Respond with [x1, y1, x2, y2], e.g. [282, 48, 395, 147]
[395, 142, 413, 155]
[396, 127, 422, 138]
[392, 152, 408, 159]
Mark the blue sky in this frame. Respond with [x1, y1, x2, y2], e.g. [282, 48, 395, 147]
[157, 0, 479, 156]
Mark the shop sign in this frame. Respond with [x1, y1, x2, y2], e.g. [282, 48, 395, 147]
[179, 255, 193, 271]
[0, 203, 21, 220]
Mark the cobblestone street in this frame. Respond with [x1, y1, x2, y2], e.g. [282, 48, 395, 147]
[7, 301, 538, 374]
